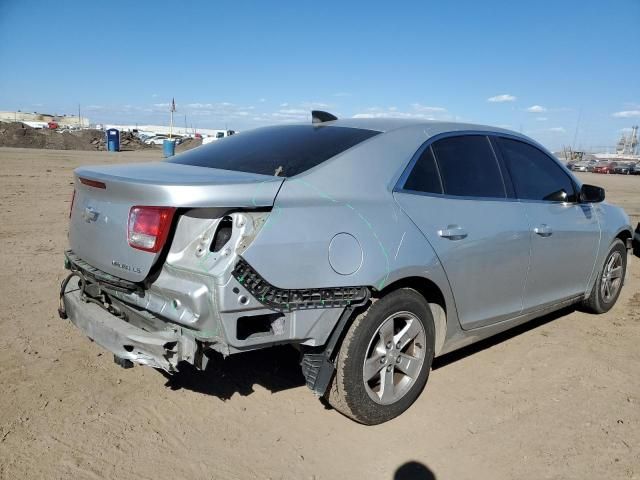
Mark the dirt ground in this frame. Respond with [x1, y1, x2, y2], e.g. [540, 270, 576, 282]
[0, 147, 638, 480]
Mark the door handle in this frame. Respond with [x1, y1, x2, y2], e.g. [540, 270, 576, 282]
[533, 224, 553, 237]
[438, 225, 468, 240]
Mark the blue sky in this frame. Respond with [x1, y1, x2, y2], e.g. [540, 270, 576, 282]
[0, 0, 638, 150]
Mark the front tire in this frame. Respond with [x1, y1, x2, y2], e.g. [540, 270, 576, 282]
[326, 288, 435, 425]
[583, 239, 627, 313]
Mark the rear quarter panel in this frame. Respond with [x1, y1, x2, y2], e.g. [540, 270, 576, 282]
[241, 126, 459, 322]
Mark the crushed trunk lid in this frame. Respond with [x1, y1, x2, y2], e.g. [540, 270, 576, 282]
[69, 162, 283, 283]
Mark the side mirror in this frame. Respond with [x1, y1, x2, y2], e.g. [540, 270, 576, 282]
[579, 184, 605, 203]
[543, 189, 570, 202]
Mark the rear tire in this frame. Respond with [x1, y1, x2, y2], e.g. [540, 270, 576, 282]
[582, 239, 627, 314]
[326, 288, 435, 425]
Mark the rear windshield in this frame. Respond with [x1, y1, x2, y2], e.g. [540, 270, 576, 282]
[168, 125, 380, 177]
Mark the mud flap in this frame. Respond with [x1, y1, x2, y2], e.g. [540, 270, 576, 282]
[300, 303, 366, 396]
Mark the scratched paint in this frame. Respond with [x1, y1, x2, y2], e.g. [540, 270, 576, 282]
[287, 178, 392, 290]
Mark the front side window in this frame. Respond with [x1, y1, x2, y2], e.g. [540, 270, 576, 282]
[497, 137, 576, 202]
[431, 135, 505, 198]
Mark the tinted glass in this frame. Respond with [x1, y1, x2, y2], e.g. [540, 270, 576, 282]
[431, 135, 505, 198]
[498, 137, 576, 202]
[404, 146, 443, 194]
[169, 125, 380, 177]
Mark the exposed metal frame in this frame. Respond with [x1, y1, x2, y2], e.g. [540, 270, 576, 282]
[232, 257, 370, 312]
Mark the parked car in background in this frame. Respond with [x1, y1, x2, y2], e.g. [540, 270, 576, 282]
[571, 160, 598, 172]
[143, 136, 166, 145]
[613, 162, 637, 175]
[202, 130, 237, 145]
[134, 130, 156, 142]
[59, 112, 633, 424]
[593, 161, 618, 174]
[632, 163, 640, 175]
[144, 135, 184, 146]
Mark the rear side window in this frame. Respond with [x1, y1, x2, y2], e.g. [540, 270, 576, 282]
[403, 146, 443, 194]
[497, 137, 577, 202]
[431, 135, 505, 198]
[168, 125, 380, 177]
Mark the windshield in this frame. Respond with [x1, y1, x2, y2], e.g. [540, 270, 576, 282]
[167, 125, 380, 177]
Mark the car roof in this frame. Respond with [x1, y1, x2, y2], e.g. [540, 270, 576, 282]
[321, 117, 520, 138]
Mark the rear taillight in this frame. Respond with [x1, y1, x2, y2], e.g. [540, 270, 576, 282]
[127, 206, 176, 253]
[69, 190, 76, 218]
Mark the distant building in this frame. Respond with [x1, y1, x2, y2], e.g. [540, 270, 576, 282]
[0, 111, 90, 128]
[591, 126, 640, 161]
[616, 126, 639, 155]
[104, 123, 237, 138]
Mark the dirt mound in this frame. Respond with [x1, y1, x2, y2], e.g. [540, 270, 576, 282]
[176, 137, 202, 152]
[0, 122, 150, 151]
[118, 131, 151, 151]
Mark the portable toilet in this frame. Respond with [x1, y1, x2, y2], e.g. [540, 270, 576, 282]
[163, 139, 176, 158]
[106, 128, 120, 152]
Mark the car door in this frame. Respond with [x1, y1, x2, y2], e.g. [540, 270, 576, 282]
[494, 136, 600, 310]
[394, 134, 531, 330]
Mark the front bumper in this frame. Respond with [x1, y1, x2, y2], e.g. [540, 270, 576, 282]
[61, 278, 197, 372]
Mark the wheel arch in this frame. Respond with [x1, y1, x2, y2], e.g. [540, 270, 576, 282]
[584, 225, 633, 302]
[615, 227, 633, 245]
[375, 276, 448, 355]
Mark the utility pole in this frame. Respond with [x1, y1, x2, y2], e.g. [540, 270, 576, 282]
[169, 98, 176, 139]
[572, 106, 582, 150]
[78, 104, 81, 128]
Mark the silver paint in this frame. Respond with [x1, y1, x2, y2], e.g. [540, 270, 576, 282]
[65, 118, 633, 370]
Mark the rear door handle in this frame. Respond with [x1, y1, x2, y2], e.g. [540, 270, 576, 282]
[438, 225, 468, 240]
[534, 224, 553, 237]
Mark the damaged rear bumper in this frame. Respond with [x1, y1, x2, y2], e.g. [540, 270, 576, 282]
[59, 244, 369, 376]
[61, 278, 197, 372]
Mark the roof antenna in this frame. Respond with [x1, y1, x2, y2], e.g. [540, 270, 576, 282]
[312, 110, 338, 124]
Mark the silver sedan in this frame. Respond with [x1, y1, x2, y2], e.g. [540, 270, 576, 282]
[60, 112, 633, 424]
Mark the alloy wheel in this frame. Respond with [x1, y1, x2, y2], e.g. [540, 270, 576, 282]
[362, 312, 426, 405]
[601, 251, 623, 303]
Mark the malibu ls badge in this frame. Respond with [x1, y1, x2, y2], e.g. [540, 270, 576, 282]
[112, 260, 142, 274]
